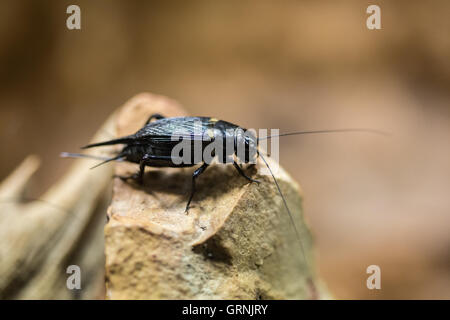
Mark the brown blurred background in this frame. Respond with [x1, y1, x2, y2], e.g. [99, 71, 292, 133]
[0, 0, 449, 299]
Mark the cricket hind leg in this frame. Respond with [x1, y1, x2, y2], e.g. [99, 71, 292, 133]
[145, 113, 165, 125]
[185, 162, 209, 213]
[114, 154, 186, 185]
[233, 161, 260, 183]
[113, 155, 150, 185]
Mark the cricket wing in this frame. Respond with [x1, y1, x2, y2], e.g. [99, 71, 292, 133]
[135, 117, 215, 144]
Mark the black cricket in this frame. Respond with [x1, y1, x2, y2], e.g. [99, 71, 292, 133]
[63, 114, 381, 210]
[62, 113, 384, 276]
[76, 114, 261, 212]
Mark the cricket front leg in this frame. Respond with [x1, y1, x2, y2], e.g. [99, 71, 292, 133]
[233, 161, 260, 183]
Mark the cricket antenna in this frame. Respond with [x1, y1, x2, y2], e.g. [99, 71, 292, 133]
[257, 151, 313, 282]
[258, 128, 389, 141]
[60, 152, 125, 169]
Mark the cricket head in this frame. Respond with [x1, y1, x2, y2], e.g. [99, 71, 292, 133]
[234, 128, 258, 164]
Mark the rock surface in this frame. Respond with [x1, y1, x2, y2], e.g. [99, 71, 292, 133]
[105, 93, 324, 299]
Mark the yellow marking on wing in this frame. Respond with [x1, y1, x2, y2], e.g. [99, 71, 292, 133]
[206, 129, 215, 138]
